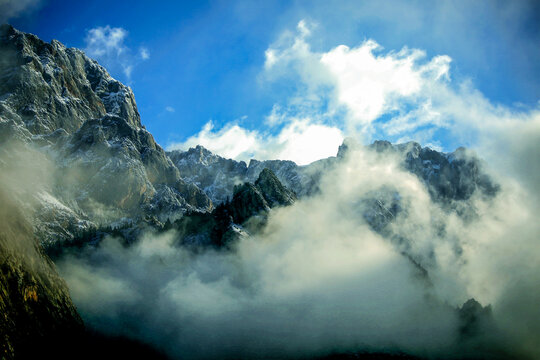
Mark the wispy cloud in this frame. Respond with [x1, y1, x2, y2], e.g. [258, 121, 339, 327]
[0, 0, 41, 22]
[165, 106, 175, 113]
[262, 20, 455, 141]
[84, 25, 149, 82]
[139, 47, 150, 60]
[59, 139, 540, 359]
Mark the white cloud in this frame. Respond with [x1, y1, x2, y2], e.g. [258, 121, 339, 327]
[381, 100, 444, 136]
[170, 121, 260, 160]
[259, 18, 540, 164]
[272, 119, 343, 164]
[85, 26, 128, 58]
[263, 21, 331, 92]
[321, 43, 451, 128]
[168, 119, 343, 166]
[165, 106, 175, 113]
[175, 19, 540, 170]
[139, 47, 150, 60]
[84, 25, 148, 81]
[262, 21, 454, 140]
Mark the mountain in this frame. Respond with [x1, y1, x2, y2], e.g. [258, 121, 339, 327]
[0, 24, 211, 250]
[168, 146, 331, 204]
[168, 140, 498, 279]
[167, 145, 249, 205]
[0, 24, 500, 278]
[365, 139, 499, 202]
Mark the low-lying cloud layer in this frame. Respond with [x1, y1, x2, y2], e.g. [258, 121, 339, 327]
[57, 144, 540, 359]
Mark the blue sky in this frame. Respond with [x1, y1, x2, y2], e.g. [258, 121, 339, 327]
[7, 0, 540, 164]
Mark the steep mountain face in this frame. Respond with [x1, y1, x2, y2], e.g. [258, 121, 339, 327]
[0, 25, 211, 248]
[229, 167, 296, 225]
[1, 24, 115, 138]
[254, 168, 296, 207]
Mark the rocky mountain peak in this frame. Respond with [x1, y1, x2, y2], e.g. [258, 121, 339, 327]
[255, 167, 297, 207]
[0, 23, 140, 139]
[370, 139, 395, 153]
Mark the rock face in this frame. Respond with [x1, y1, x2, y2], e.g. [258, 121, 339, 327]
[167, 145, 248, 205]
[0, 188, 83, 359]
[170, 139, 497, 209]
[229, 168, 296, 225]
[254, 168, 296, 207]
[175, 168, 296, 247]
[168, 147, 329, 204]
[0, 24, 211, 248]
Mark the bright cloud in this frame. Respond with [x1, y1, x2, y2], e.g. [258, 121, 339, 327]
[85, 26, 128, 57]
[84, 25, 149, 81]
[170, 121, 260, 160]
[176, 19, 539, 170]
[261, 19, 540, 160]
[321, 43, 450, 127]
[262, 20, 454, 140]
[168, 119, 343, 166]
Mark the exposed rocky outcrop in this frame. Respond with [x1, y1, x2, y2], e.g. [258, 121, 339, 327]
[167, 146, 324, 204]
[373, 140, 499, 202]
[175, 168, 296, 247]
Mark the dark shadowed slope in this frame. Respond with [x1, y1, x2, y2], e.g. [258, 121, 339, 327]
[0, 188, 83, 358]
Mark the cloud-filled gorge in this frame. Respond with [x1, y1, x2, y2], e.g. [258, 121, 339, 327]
[55, 143, 540, 359]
